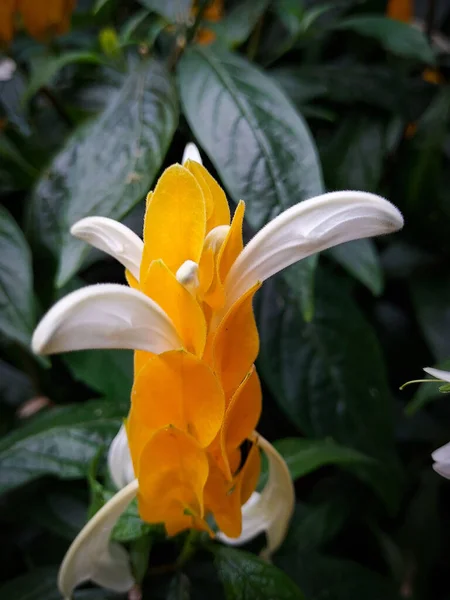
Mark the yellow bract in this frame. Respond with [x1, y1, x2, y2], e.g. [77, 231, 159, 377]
[0, 0, 75, 45]
[127, 162, 262, 539]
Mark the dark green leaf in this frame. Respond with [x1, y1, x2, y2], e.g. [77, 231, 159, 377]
[138, 0, 190, 23]
[279, 501, 350, 554]
[282, 258, 317, 323]
[213, 546, 305, 599]
[256, 271, 401, 510]
[28, 58, 178, 287]
[271, 63, 432, 118]
[25, 52, 106, 103]
[321, 115, 386, 192]
[0, 359, 34, 406]
[329, 239, 384, 296]
[0, 568, 61, 600]
[275, 553, 400, 600]
[273, 437, 375, 481]
[0, 399, 127, 495]
[210, 0, 269, 47]
[113, 497, 153, 542]
[62, 349, 133, 401]
[335, 16, 435, 63]
[0, 206, 35, 347]
[411, 276, 450, 361]
[178, 45, 324, 231]
[0, 64, 31, 136]
[27, 485, 87, 540]
[167, 572, 191, 600]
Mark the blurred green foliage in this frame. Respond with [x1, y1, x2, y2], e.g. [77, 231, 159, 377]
[1, 0, 450, 598]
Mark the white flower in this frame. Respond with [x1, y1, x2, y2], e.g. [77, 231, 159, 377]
[421, 368, 450, 479]
[58, 480, 139, 599]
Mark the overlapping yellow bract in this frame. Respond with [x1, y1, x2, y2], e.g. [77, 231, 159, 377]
[0, 0, 75, 45]
[127, 162, 262, 538]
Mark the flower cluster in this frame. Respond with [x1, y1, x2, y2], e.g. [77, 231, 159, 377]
[32, 145, 404, 598]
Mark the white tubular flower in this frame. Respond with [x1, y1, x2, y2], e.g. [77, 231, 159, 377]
[217, 433, 295, 560]
[224, 191, 404, 309]
[423, 367, 450, 382]
[71, 217, 144, 282]
[108, 425, 135, 490]
[58, 479, 139, 599]
[432, 442, 450, 479]
[182, 142, 203, 165]
[31, 284, 182, 355]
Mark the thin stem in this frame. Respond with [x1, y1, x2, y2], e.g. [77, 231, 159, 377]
[247, 14, 264, 61]
[175, 529, 202, 568]
[167, 0, 211, 71]
[399, 379, 439, 390]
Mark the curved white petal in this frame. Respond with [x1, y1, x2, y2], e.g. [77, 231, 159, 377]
[433, 461, 450, 479]
[32, 284, 182, 355]
[182, 142, 202, 165]
[225, 191, 404, 308]
[217, 433, 294, 559]
[108, 425, 135, 490]
[423, 367, 450, 383]
[432, 441, 450, 464]
[58, 479, 139, 599]
[71, 217, 143, 281]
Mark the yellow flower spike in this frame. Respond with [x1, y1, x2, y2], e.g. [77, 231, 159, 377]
[140, 165, 206, 277]
[204, 442, 261, 538]
[185, 160, 230, 231]
[137, 427, 210, 535]
[210, 282, 261, 398]
[140, 260, 207, 357]
[130, 350, 225, 449]
[184, 160, 214, 222]
[210, 366, 262, 481]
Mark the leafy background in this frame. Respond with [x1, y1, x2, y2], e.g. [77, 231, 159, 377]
[1, 0, 450, 598]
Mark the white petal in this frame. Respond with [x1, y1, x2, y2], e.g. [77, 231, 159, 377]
[71, 217, 143, 281]
[225, 191, 404, 308]
[0, 58, 16, 81]
[32, 284, 182, 355]
[58, 479, 139, 599]
[432, 441, 450, 463]
[217, 433, 294, 559]
[182, 142, 202, 165]
[433, 462, 450, 479]
[108, 425, 135, 490]
[423, 367, 450, 383]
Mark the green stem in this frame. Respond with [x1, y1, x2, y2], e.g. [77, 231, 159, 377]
[175, 529, 202, 568]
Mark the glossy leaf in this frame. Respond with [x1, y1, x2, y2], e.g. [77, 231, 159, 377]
[24, 52, 106, 103]
[138, 0, 191, 23]
[273, 437, 374, 481]
[0, 206, 35, 347]
[167, 573, 191, 600]
[0, 399, 127, 495]
[28, 58, 178, 287]
[275, 553, 400, 600]
[256, 272, 400, 510]
[335, 16, 435, 63]
[329, 239, 383, 296]
[213, 546, 305, 599]
[210, 0, 269, 47]
[178, 45, 324, 231]
[63, 349, 133, 401]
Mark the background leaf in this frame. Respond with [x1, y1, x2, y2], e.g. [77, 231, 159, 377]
[329, 239, 384, 296]
[0, 399, 126, 495]
[213, 547, 305, 600]
[0, 206, 35, 348]
[28, 58, 179, 287]
[335, 16, 435, 63]
[178, 45, 324, 231]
